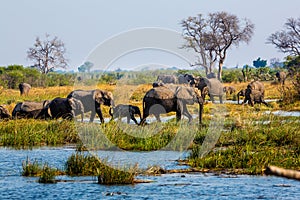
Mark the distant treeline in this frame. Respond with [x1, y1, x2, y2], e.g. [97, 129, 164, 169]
[0, 65, 285, 89]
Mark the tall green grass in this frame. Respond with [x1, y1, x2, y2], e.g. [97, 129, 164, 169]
[189, 114, 300, 174]
[0, 119, 78, 148]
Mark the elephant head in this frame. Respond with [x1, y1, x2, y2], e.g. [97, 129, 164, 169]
[94, 90, 114, 107]
[0, 105, 11, 119]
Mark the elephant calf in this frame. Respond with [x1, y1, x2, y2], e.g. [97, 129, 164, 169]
[109, 104, 142, 124]
[12, 100, 50, 119]
[40, 97, 84, 121]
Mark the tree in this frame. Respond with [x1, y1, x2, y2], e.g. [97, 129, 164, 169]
[181, 12, 254, 80]
[253, 57, 267, 68]
[267, 17, 300, 57]
[78, 61, 94, 73]
[27, 34, 68, 74]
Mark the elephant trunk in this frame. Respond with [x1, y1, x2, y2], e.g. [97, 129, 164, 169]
[198, 101, 203, 125]
[109, 107, 114, 117]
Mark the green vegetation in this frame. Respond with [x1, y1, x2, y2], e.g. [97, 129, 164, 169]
[65, 151, 137, 184]
[22, 157, 61, 184]
[189, 112, 300, 175]
[0, 120, 78, 148]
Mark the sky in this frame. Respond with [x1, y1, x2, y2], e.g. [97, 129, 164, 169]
[0, 0, 299, 71]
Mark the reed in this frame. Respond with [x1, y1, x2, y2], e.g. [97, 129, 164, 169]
[65, 152, 137, 184]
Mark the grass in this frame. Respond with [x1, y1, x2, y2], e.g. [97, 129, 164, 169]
[0, 119, 79, 148]
[65, 152, 137, 184]
[22, 157, 62, 183]
[1, 82, 300, 176]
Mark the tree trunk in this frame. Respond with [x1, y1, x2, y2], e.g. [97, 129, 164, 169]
[265, 165, 300, 181]
[217, 60, 223, 81]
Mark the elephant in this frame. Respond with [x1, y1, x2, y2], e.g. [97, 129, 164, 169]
[0, 105, 11, 119]
[67, 89, 114, 123]
[275, 71, 287, 85]
[178, 74, 195, 85]
[157, 75, 178, 84]
[109, 104, 142, 124]
[140, 84, 203, 125]
[194, 77, 225, 103]
[247, 80, 265, 97]
[12, 100, 50, 119]
[19, 83, 31, 96]
[243, 88, 268, 106]
[237, 89, 246, 104]
[37, 97, 84, 121]
[223, 86, 236, 95]
[152, 82, 165, 88]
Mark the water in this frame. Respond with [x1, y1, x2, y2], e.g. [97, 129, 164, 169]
[0, 147, 299, 200]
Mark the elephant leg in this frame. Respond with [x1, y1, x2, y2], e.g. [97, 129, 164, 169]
[127, 115, 131, 124]
[154, 114, 161, 122]
[210, 95, 215, 103]
[182, 105, 193, 123]
[176, 111, 181, 122]
[219, 96, 223, 104]
[130, 114, 138, 124]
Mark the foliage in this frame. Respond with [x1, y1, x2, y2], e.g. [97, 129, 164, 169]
[0, 65, 74, 89]
[27, 34, 68, 74]
[22, 157, 42, 176]
[181, 11, 254, 80]
[267, 17, 300, 57]
[78, 61, 94, 72]
[65, 152, 136, 184]
[38, 163, 57, 183]
[284, 55, 300, 96]
[0, 120, 78, 148]
[253, 57, 267, 68]
[189, 112, 300, 174]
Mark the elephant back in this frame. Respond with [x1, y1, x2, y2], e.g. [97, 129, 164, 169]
[248, 81, 265, 93]
[206, 78, 224, 96]
[144, 87, 175, 99]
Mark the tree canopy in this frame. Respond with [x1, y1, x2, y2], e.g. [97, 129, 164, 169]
[267, 17, 300, 56]
[181, 11, 254, 80]
[27, 34, 68, 74]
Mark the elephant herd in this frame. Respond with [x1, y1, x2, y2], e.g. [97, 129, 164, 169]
[0, 71, 281, 125]
[0, 89, 115, 123]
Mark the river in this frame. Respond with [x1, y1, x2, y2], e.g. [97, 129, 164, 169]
[0, 147, 299, 200]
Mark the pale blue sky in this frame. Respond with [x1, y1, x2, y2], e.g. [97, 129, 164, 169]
[0, 0, 299, 71]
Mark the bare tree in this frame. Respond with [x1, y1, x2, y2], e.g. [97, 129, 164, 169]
[181, 12, 254, 80]
[267, 17, 300, 57]
[27, 34, 68, 74]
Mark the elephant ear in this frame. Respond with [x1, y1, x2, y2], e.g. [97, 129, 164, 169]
[93, 90, 104, 104]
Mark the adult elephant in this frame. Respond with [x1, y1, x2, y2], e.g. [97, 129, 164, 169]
[157, 75, 178, 84]
[140, 84, 203, 125]
[19, 83, 31, 96]
[37, 97, 84, 121]
[243, 88, 268, 106]
[247, 80, 265, 97]
[275, 71, 287, 85]
[195, 77, 225, 103]
[12, 100, 50, 119]
[67, 89, 114, 123]
[178, 74, 195, 85]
